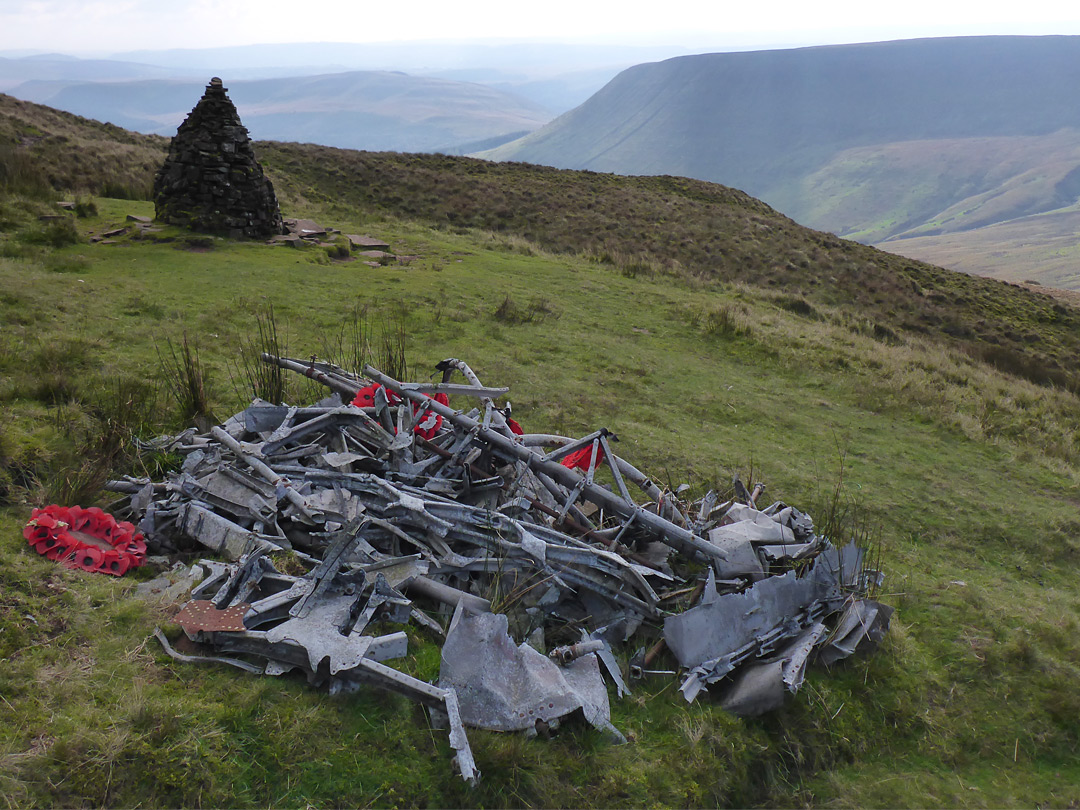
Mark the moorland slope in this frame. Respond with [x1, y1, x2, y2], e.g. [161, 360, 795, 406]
[256, 143, 1080, 394]
[479, 36, 1080, 287]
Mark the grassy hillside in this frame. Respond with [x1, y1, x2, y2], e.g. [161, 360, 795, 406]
[0, 93, 166, 199]
[2, 194, 1080, 810]
[778, 130, 1080, 243]
[255, 143, 1080, 395]
[5, 88, 1079, 395]
[477, 36, 1080, 288]
[781, 131, 1080, 290]
[3, 97, 1080, 807]
[480, 37, 1080, 193]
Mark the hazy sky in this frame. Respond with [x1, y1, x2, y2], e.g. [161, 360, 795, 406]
[4, 0, 1080, 55]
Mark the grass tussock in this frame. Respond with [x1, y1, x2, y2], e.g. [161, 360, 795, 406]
[373, 306, 410, 382]
[157, 332, 215, 429]
[235, 302, 287, 405]
[687, 301, 751, 339]
[20, 217, 81, 249]
[493, 293, 559, 325]
[41, 379, 163, 505]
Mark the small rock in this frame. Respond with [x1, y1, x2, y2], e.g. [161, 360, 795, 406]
[134, 561, 203, 603]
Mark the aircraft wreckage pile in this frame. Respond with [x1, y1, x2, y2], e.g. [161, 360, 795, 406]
[107, 355, 892, 784]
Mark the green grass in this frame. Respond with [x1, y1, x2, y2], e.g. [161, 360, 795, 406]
[2, 192, 1080, 806]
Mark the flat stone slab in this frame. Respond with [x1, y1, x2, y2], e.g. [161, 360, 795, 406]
[284, 218, 326, 237]
[347, 234, 390, 249]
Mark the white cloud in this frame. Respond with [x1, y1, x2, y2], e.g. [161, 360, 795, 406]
[4, 0, 1080, 53]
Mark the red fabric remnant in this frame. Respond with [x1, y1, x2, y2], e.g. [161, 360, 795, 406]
[352, 385, 448, 440]
[507, 417, 524, 436]
[24, 505, 145, 576]
[560, 442, 606, 472]
[412, 392, 448, 440]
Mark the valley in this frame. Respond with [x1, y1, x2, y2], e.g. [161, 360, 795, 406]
[481, 36, 1080, 289]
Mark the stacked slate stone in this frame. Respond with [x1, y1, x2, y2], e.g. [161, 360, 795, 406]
[153, 78, 284, 238]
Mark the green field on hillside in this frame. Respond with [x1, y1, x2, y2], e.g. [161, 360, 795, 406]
[2, 188, 1080, 807]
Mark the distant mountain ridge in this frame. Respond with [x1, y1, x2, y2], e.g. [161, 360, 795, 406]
[14, 71, 553, 153]
[108, 41, 702, 115]
[0, 54, 180, 92]
[479, 36, 1080, 288]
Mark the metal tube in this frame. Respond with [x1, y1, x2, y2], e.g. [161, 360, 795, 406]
[404, 576, 492, 614]
[260, 353, 360, 398]
[364, 365, 724, 564]
[210, 426, 320, 523]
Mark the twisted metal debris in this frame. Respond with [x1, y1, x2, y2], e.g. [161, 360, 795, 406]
[109, 355, 891, 784]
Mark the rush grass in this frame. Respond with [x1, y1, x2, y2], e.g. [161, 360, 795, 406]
[1, 195, 1079, 807]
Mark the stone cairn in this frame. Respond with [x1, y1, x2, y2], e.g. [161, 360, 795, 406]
[153, 78, 284, 238]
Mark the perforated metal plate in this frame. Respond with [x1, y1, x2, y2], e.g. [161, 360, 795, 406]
[174, 600, 250, 633]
